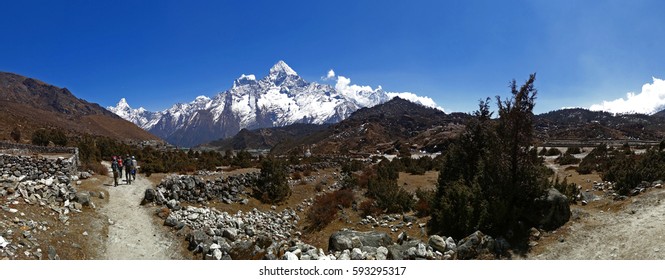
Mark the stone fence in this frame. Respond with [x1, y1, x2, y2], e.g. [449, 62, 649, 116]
[0, 141, 79, 169]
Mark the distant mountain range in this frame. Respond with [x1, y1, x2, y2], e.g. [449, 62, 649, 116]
[0, 72, 159, 143]
[202, 103, 665, 155]
[108, 61, 442, 147]
[201, 97, 469, 155]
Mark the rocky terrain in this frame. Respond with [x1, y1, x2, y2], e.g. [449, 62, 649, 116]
[5, 141, 665, 261]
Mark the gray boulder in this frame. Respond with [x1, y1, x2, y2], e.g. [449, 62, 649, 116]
[529, 188, 571, 230]
[328, 230, 393, 251]
[428, 235, 447, 253]
[75, 192, 91, 206]
[142, 189, 156, 205]
[456, 231, 495, 260]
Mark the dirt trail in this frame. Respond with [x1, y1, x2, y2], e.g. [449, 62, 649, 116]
[529, 188, 665, 260]
[98, 163, 183, 260]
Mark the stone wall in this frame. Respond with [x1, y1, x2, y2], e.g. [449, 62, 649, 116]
[0, 141, 79, 171]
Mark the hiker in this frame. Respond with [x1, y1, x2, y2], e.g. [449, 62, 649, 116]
[111, 156, 119, 187]
[117, 156, 123, 179]
[125, 154, 133, 184]
[131, 156, 138, 181]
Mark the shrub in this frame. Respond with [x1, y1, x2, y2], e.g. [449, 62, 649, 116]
[10, 127, 21, 142]
[304, 189, 355, 232]
[545, 147, 562, 156]
[414, 188, 435, 217]
[555, 153, 581, 165]
[83, 161, 108, 176]
[538, 147, 548, 156]
[552, 177, 579, 203]
[359, 199, 381, 217]
[566, 147, 582, 155]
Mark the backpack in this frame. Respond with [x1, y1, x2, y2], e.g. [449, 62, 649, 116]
[111, 161, 119, 172]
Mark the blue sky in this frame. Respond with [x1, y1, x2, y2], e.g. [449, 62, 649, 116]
[2, 0, 665, 114]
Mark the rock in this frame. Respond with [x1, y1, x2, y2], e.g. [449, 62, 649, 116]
[142, 189, 156, 205]
[397, 231, 408, 244]
[166, 199, 178, 209]
[376, 246, 388, 260]
[75, 192, 91, 206]
[445, 237, 456, 252]
[99, 192, 105, 199]
[279, 251, 297, 260]
[456, 231, 495, 260]
[526, 188, 571, 230]
[48, 245, 59, 260]
[222, 228, 238, 242]
[351, 248, 365, 260]
[79, 172, 91, 179]
[164, 216, 178, 227]
[338, 250, 351, 260]
[328, 230, 393, 252]
[428, 235, 447, 253]
[416, 243, 427, 258]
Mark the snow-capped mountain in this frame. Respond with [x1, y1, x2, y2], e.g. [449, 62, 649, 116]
[108, 61, 439, 147]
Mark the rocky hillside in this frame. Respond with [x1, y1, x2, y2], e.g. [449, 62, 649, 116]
[0, 72, 160, 143]
[271, 97, 469, 155]
[535, 108, 665, 141]
[201, 123, 328, 151]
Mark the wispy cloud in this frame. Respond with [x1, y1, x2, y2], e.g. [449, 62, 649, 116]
[589, 77, 665, 114]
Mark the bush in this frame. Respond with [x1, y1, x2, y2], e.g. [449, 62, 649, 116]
[255, 157, 290, 203]
[83, 161, 108, 176]
[10, 127, 21, 142]
[545, 148, 562, 156]
[304, 189, 355, 232]
[359, 199, 381, 217]
[566, 147, 582, 155]
[552, 177, 579, 203]
[555, 153, 581, 165]
[538, 147, 548, 156]
[414, 188, 435, 217]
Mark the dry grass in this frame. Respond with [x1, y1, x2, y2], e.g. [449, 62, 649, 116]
[397, 170, 439, 193]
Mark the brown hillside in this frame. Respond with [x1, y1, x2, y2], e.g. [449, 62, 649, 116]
[0, 72, 160, 142]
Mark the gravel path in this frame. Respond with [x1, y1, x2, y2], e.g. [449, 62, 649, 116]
[98, 163, 183, 260]
[529, 188, 665, 260]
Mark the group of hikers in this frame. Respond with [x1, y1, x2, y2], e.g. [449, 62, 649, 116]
[110, 154, 138, 187]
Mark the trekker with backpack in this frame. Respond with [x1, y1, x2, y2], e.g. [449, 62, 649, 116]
[117, 156, 123, 179]
[111, 157, 119, 187]
[125, 154, 133, 184]
[131, 156, 138, 181]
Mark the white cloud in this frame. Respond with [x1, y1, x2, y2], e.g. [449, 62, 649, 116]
[333, 75, 444, 111]
[322, 69, 336, 80]
[335, 76, 375, 96]
[589, 77, 665, 114]
[387, 92, 444, 111]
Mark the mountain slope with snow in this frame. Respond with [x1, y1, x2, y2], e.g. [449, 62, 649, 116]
[108, 61, 442, 147]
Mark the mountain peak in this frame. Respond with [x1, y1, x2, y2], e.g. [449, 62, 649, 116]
[269, 60, 297, 76]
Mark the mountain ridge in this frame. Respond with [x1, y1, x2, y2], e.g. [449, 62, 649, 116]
[0, 71, 160, 143]
[108, 61, 442, 147]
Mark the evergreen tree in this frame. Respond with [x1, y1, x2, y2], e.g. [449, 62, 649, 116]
[256, 156, 291, 203]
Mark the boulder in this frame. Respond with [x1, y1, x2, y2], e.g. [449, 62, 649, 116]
[75, 192, 91, 206]
[456, 231, 495, 260]
[328, 230, 393, 252]
[528, 188, 571, 230]
[428, 235, 447, 253]
[142, 189, 156, 205]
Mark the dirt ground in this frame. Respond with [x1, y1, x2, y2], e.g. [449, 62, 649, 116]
[97, 163, 186, 260]
[523, 148, 665, 260]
